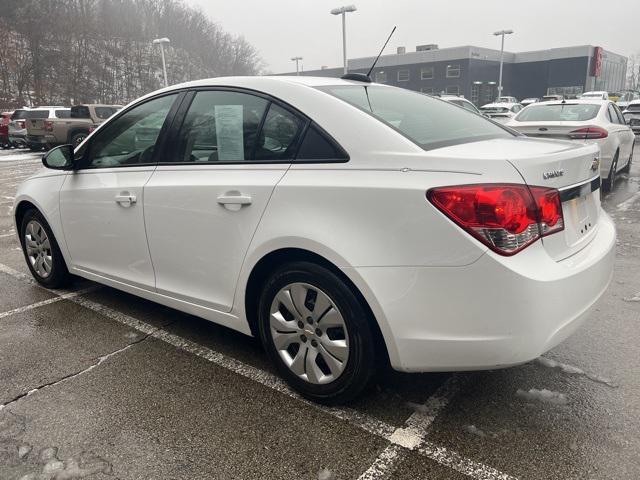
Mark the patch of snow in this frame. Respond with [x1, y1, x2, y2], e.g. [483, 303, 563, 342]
[388, 426, 423, 450]
[516, 388, 568, 405]
[463, 425, 486, 437]
[318, 467, 335, 480]
[623, 292, 640, 302]
[535, 357, 616, 387]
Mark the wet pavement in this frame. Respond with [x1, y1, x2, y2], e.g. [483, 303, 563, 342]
[0, 145, 639, 479]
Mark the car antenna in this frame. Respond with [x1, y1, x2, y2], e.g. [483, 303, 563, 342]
[341, 26, 396, 83]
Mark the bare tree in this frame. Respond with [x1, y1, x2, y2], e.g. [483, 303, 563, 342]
[0, 0, 263, 108]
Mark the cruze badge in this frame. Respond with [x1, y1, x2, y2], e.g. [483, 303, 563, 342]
[591, 157, 600, 171]
[543, 169, 564, 180]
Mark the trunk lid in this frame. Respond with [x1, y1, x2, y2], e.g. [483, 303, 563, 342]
[509, 121, 588, 140]
[27, 118, 47, 136]
[427, 137, 602, 261]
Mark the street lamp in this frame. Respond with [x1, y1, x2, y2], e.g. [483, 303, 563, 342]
[493, 29, 513, 101]
[291, 56, 303, 76]
[152, 37, 170, 87]
[330, 5, 357, 75]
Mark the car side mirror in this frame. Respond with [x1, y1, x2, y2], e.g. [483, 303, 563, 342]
[42, 144, 74, 170]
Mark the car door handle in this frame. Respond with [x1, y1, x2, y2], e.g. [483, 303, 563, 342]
[114, 193, 137, 207]
[217, 192, 252, 211]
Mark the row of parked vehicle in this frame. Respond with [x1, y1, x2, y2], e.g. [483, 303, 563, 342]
[0, 104, 122, 151]
[452, 92, 637, 194]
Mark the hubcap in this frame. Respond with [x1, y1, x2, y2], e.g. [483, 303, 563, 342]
[24, 220, 53, 278]
[269, 282, 349, 385]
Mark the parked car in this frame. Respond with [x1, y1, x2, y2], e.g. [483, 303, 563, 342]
[479, 102, 523, 123]
[25, 107, 71, 151]
[615, 90, 640, 111]
[497, 96, 518, 104]
[14, 76, 615, 403]
[36, 104, 122, 148]
[8, 107, 65, 148]
[506, 99, 635, 191]
[622, 100, 640, 136]
[540, 94, 564, 102]
[580, 91, 609, 100]
[0, 111, 12, 148]
[437, 94, 482, 114]
[521, 98, 539, 107]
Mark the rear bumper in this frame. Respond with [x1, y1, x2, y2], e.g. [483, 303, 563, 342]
[353, 211, 616, 372]
[25, 135, 48, 146]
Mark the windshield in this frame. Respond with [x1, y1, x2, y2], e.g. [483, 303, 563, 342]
[319, 85, 512, 150]
[514, 103, 601, 122]
[581, 93, 602, 98]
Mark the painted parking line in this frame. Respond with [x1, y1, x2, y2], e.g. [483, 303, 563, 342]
[0, 287, 97, 320]
[0, 261, 517, 479]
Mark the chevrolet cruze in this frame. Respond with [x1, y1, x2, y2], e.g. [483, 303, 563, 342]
[13, 76, 616, 403]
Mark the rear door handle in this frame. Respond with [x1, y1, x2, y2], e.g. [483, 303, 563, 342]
[217, 192, 252, 211]
[115, 192, 137, 207]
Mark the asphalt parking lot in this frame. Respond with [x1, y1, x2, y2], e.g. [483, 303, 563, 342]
[0, 145, 639, 480]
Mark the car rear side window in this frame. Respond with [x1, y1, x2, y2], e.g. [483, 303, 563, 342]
[71, 106, 91, 118]
[95, 107, 118, 119]
[24, 110, 49, 119]
[515, 104, 601, 122]
[296, 125, 348, 161]
[55, 110, 70, 118]
[254, 103, 305, 161]
[319, 85, 512, 150]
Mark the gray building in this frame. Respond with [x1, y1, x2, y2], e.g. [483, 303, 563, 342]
[292, 44, 627, 106]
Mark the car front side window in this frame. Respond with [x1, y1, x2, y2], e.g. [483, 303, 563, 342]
[83, 94, 178, 168]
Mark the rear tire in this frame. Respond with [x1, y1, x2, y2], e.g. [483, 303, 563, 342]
[19, 209, 71, 288]
[603, 151, 619, 193]
[71, 132, 88, 148]
[621, 144, 633, 174]
[257, 261, 376, 404]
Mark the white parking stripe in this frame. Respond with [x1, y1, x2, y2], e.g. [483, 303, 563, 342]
[357, 375, 462, 479]
[0, 262, 517, 479]
[0, 287, 97, 320]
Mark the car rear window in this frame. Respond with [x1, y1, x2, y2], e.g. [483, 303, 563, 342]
[318, 85, 512, 150]
[514, 103, 601, 122]
[481, 107, 509, 114]
[55, 109, 71, 118]
[23, 110, 50, 119]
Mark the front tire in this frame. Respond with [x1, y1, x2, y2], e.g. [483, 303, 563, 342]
[258, 262, 376, 404]
[20, 209, 71, 288]
[70, 132, 87, 148]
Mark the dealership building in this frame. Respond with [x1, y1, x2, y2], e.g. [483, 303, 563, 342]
[294, 44, 627, 105]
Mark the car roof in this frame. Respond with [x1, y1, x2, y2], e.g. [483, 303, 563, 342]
[529, 99, 608, 106]
[582, 91, 607, 95]
[481, 102, 519, 108]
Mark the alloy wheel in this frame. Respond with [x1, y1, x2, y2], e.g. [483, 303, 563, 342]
[269, 282, 349, 385]
[24, 220, 53, 278]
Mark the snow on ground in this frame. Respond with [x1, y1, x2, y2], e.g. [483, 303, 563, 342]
[0, 150, 42, 162]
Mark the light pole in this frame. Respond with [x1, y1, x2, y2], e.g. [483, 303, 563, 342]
[331, 5, 357, 75]
[152, 37, 170, 87]
[493, 30, 513, 101]
[291, 56, 303, 75]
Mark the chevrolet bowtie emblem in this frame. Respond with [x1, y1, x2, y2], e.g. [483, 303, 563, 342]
[591, 157, 600, 171]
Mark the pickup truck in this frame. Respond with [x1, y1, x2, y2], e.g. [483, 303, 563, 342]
[28, 104, 121, 148]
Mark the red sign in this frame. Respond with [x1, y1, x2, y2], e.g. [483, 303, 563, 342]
[591, 47, 603, 77]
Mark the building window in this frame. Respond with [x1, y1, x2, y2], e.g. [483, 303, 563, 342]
[484, 85, 495, 103]
[471, 84, 480, 103]
[446, 64, 461, 78]
[398, 69, 410, 82]
[421, 67, 434, 80]
[375, 71, 387, 83]
[420, 87, 434, 95]
[446, 86, 460, 96]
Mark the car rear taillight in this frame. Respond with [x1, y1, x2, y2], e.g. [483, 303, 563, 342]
[427, 184, 564, 255]
[44, 120, 54, 132]
[568, 126, 608, 139]
[88, 125, 96, 133]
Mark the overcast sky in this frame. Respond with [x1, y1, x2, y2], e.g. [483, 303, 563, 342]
[189, 0, 639, 74]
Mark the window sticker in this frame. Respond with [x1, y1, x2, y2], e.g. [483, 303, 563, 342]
[214, 105, 244, 160]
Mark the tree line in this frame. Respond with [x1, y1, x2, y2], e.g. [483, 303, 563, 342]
[0, 0, 262, 108]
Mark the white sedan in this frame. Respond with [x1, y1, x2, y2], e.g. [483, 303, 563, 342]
[14, 76, 615, 403]
[479, 102, 523, 123]
[506, 99, 635, 191]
